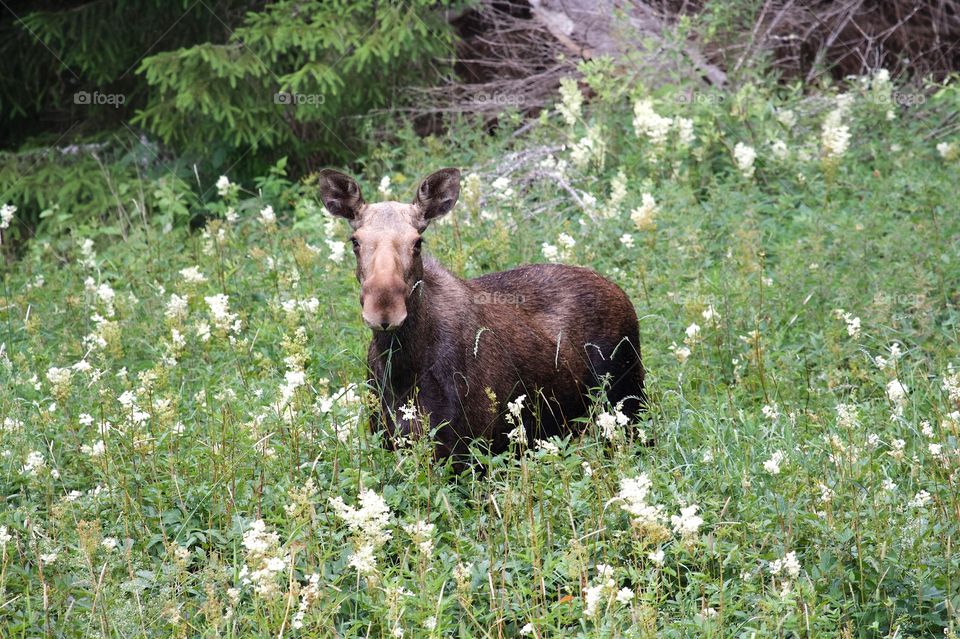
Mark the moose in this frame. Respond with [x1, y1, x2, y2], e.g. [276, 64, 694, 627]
[319, 168, 645, 462]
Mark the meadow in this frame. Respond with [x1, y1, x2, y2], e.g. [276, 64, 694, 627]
[2, 70, 960, 637]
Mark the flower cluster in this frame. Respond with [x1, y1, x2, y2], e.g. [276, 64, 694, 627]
[583, 564, 634, 618]
[734, 142, 757, 178]
[595, 405, 630, 441]
[402, 519, 436, 559]
[558, 77, 583, 127]
[630, 193, 657, 231]
[239, 519, 286, 599]
[505, 394, 527, 446]
[768, 551, 802, 597]
[632, 100, 673, 149]
[329, 488, 393, 578]
[822, 93, 854, 161]
[616, 475, 666, 529]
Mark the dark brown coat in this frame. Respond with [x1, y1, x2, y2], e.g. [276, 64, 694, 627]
[368, 256, 645, 458]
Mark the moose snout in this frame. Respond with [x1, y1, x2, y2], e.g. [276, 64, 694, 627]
[362, 312, 408, 332]
[361, 277, 408, 331]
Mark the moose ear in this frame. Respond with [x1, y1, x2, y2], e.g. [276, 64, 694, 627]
[318, 169, 365, 222]
[413, 168, 460, 225]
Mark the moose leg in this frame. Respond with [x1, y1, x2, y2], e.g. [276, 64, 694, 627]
[594, 335, 646, 422]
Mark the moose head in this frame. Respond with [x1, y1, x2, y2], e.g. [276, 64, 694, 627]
[318, 168, 460, 331]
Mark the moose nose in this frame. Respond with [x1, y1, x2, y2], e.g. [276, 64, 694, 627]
[362, 312, 407, 332]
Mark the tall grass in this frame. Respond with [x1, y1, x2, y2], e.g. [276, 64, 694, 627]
[1, 68, 959, 637]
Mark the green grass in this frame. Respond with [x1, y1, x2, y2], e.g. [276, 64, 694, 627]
[2, 71, 960, 638]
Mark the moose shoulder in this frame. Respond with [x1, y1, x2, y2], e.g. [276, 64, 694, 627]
[319, 167, 645, 461]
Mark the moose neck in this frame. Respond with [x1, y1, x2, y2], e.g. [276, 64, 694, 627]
[370, 256, 463, 384]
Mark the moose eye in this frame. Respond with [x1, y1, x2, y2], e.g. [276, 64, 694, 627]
[413, 238, 422, 255]
[351, 238, 360, 253]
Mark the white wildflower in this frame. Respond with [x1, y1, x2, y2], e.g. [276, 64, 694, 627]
[216, 175, 232, 198]
[835, 403, 858, 429]
[886, 379, 908, 407]
[632, 99, 672, 147]
[769, 551, 801, 580]
[78, 238, 97, 268]
[81, 440, 105, 458]
[674, 116, 694, 146]
[616, 475, 665, 526]
[179, 266, 207, 284]
[943, 370, 960, 403]
[402, 519, 435, 558]
[821, 99, 852, 160]
[770, 139, 789, 160]
[670, 504, 704, 538]
[909, 490, 932, 508]
[204, 294, 239, 333]
[776, 109, 797, 128]
[327, 239, 346, 264]
[606, 168, 628, 216]
[669, 342, 691, 364]
[329, 488, 393, 576]
[0, 203, 16, 229]
[46, 366, 73, 387]
[165, 294, 189, 321]
[596, 412, 618, 440]
[702, 305, 721, 322]
[292, 573, 320, 629]
[583, 564, 617, 618]
[763, 450, 786, 475]
[491, 176, 514, 199]
[733, 143, 757, 178]
[259, 205, 276, 225]
[937, 142, 957, 161]
[558, 77, 583, 127]
[569, 125, 604, 169]
[21, 451, 46, 475]
[507, 395, 526, 421]
[377, 175, 393, 197]
[535, 439, 560, 455]
[630, 193, 657, 230]
[240, 519, 286, 598]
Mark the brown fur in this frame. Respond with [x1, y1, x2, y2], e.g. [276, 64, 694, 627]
[318, 168, 645, 462]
